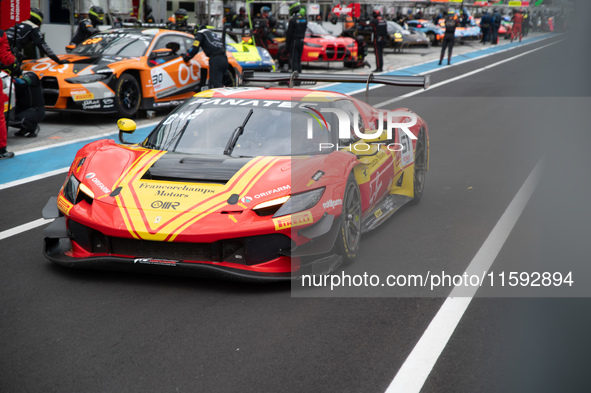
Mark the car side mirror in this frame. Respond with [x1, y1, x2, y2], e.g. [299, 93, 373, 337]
[149, 48, 173, 59]
[118, 118, 136, 144]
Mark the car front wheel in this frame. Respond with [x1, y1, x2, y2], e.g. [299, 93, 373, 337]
[115, 73, 141, 118]
[336, 174, 362, 263]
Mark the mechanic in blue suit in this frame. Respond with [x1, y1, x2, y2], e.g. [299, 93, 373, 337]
[480, 11, 493, 44]
[491, 8, 502, 45]
[183, 26, 229, 88]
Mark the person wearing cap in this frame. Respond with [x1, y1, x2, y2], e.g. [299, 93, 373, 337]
[286, 6, 307, 74]
[6, 8, 66, 65]
[182, 26, 228, 88]
[439, 9, 457, 65]
[0, 29, 18, 159]
[70, 6, 104, 46]
[369, 10, 387, 72]
[167, 8, 190, 31]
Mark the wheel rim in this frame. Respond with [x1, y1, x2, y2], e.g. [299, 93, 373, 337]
[120, 79, 139, 110]
[414, 132, 426, 194]
[343, 182, 361, 253]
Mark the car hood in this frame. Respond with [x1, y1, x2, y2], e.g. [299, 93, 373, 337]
[22, 55, 141, 76]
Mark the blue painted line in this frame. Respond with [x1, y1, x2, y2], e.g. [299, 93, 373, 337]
[0, 34, 555, 187]
[0, 125, 154, 184]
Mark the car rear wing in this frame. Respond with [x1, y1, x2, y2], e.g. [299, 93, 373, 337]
[242, 70, 430, 97]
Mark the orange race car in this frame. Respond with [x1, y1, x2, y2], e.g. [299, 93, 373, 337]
[21, 28, 243, 117]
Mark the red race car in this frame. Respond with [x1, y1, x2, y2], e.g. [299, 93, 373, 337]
[267, 22, 357, 67]
[42, 72, 430, 281]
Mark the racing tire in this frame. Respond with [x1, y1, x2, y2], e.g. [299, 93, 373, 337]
[410, 128, 427, 205]
[427, 32, 437, 46]
[115, 73, 141, 118]
[336, 174, 362, 263]
[223, 68, 236, 87]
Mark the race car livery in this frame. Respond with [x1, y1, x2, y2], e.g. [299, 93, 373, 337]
[223, 32, 276, 72]
[21, 28, 243, 117]
[42, 73, 429, 281]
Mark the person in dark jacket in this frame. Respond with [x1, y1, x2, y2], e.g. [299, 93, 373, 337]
[70, 6, 104, 46]
[12, 71, 45, 138]
[439, 10, 457, 66]
[369, 10, 387, 72]
[167, 8, 190, 31]
[182, 27, 228, 88]
[286, 6, 307, 73]
[6, 8, 65, 65]
[491, 8, 502, 45]
[480, 11, 492, 44]
[0, 29, 18, 159]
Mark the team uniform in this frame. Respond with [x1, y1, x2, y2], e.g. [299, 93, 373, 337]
[286, 12, 307, 73]
[0, 30, 17, 159]
[369, 12, 387, 72]
[439, 14, 457, 65]
[183, 28, 228, 88]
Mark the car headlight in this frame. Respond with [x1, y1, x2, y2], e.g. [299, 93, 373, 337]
[394, 33, 402, 38]
[259, 47, 272, 59]
[65, 73, 110, 84]
[62, 174, 95, 205]
[271, 188, 325, 218]
[62, 174, 80, 204]
[305, 42, 323, 48]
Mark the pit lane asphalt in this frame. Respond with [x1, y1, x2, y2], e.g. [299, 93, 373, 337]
[1, 30, 590, 393]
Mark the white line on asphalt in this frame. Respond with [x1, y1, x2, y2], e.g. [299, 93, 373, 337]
[314, 33, 556, 92]
[0, 167, 69, 191]
[374, 40, 561, 109]
[0, 218, 54, 241]
[384, 160, 543, 393]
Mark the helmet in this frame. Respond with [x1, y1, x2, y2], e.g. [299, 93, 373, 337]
[174, 8, 188, 24]
[288, 3, 300, 16]
[30, 7, 44, 26]
[239, 7, 246, 14]
[224, 5, 234, 15]
[299, 7, 306, 17]
[372, 10, 381, 18]
[262, 6, 271, 14]
[89, 6, 105, 25]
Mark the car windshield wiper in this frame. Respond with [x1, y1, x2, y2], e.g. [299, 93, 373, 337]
[224, 109, 254, 156]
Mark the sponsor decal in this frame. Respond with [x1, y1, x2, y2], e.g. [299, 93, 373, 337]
[374, 209, 383, 218]
[254, 185, 291, 199]
[57, 195, 73, 215]
[241, 196, 252, 203]
[82, 99, 101, 110]
[138, 183, 214, 195]
[322, 199, 342, 210]
[273, 211, 313, 231]
[72, 92, 94, 101]
[151, 201, 180, 210]
[134, 258, 178, 266]
[85, 173, 111, 194]
[308, 170, 325, 187]
[103, 98, 113, 105]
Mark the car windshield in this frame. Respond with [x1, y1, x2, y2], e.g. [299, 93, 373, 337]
[307, 22, 331, 35]
[71, 32, 152, 57]
[143, 98, 337, 157]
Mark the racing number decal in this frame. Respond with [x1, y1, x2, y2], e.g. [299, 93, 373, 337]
[178, 62, 200, 85]
[82, 37, 103, 45]
[400, 133, 414, 167]
[152, 72, 164, 88]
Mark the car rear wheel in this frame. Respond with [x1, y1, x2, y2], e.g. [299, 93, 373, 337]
[427, 32, 437, 45]
[410, 128, 427, 204]
[336, 174, 362, 263]
[115, 73, 141, 118]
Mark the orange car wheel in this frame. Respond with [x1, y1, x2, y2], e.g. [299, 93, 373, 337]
[115, 73, 141, 117]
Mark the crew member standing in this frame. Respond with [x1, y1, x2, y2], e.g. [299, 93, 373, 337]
[167, 8, 190, 31]
[70, 6, 104, 46]
[439, 9, 457, 66]
[286, 6, 307, 74]
[511, 9, 524, 42]
[480, 10, 492, 44]
[491, 8, 502, 45]
[182, 26, 228, 88]
[369, 10, 387, 72]
[6, 8, 65, 65]
[0, 29, 18, 159]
